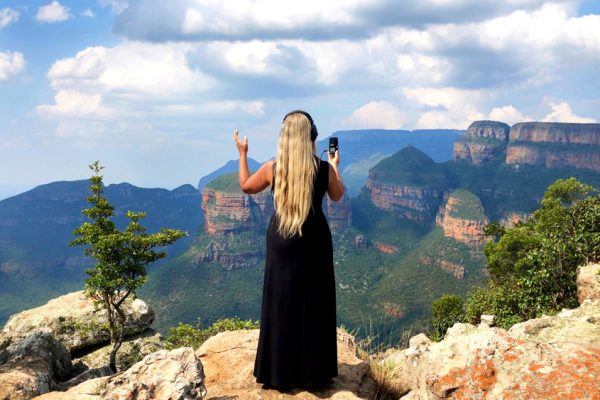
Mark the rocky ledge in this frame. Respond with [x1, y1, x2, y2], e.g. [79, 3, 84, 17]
[380, 263, 600, 399]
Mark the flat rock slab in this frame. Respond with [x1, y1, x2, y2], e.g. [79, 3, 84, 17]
[1, 291, 154, 353]
[195, 328, 376, 400]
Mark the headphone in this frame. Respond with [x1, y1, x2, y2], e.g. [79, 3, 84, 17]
[282, 110, 318, 141]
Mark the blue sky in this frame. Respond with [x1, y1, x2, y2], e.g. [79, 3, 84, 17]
[1, 0, 600, 199]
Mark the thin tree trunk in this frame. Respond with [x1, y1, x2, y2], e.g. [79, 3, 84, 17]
[109, 302, 127, 372]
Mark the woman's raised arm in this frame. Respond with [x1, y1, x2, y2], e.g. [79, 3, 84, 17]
[327, 150, 344, 201]
[234, 129, 273, 194]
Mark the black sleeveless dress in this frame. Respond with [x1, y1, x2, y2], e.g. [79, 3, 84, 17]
[253, 158, 338, 388]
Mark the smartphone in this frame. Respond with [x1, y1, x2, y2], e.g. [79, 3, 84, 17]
[329, 137, 338, 155]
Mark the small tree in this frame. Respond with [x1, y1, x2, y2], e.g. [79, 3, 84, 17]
[71, 161, 187, 372]
[430, 294, 464, 340]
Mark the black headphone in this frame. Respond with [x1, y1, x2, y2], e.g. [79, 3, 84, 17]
[282, 110, 318, 141]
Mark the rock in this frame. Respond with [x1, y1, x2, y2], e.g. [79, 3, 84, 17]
[0, 332, 71, 400]
[71, 329, 164, 374]
[324, 194, 352, 231]
[499, 211, 531, 228]
[480, 315, 495, 327]
[32, 377, 109, 400]
[576, 263, 600, 304]
[195, 328, 376, 399]
[435, 189, 489, 247]
[1, 291, 155, 353]
[383, 296, 600, 399]
[452, 121, 510, 164]
[102, 347, 206, 400]
[506, 122, 600, 172]
[366, 179, 444, 224]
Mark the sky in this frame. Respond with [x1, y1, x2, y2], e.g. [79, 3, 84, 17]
[1, 0, 600, 199]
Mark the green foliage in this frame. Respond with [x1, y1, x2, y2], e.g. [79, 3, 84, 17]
[430, 294, 464, 341]
[70, 161, 187, 372]
[465, 177, 599, 329]
[166, 317, 259, 349]
[447, 189, 487, 220]
[206, 172, 247, 193]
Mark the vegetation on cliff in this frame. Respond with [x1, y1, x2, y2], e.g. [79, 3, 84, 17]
[461, 178, 599, 328]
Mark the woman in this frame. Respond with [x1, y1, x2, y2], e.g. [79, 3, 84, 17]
[234, 110, 344, 390]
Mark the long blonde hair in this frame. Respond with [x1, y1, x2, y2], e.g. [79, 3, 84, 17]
[274, 113, 318, 238]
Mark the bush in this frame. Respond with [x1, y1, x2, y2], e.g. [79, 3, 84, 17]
[465, 178, 599, 329]
[166, 317, 259, 349]
[430, 294, 464, 340]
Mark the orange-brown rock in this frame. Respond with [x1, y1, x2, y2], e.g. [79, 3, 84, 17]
[382, 286, 600, 400]
[201, 188, 272, 235]
[435, 191, 489, 246]
[324, 194, 352, 232]
[195, 329, 376, 399]
[438, 260, 465, 280]
[366, 178, 444, 223]
[576, 263, 600, 304]
[506, 122, 600, 172]
[452, 121, 510, 164]
[374, 242, 398, 254]
[499, 211, 531, 228]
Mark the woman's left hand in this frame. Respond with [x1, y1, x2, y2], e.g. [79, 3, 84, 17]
[234, 129, 248, 155]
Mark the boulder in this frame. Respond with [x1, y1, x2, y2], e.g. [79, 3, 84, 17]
[195, 328, 376, 399]
[0, 332, 71, 400]
[576, 263, 600, 304]
[1, 291, 154, 353]
[71, 329, 164, 373]
[34, 348, 205, 400]
[382, 298, 600, 399]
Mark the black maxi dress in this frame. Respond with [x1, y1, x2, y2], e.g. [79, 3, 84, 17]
[253, 158, 338, 388]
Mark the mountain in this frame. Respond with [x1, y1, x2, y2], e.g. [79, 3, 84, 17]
[197, 158, 262, 191]
[0, 180, 202, 326]
[316, 129, 463, 195]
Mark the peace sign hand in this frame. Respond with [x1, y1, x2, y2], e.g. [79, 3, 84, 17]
[234, 129, 248, 155]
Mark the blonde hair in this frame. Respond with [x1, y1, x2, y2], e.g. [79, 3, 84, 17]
[274, 113, 318, 238]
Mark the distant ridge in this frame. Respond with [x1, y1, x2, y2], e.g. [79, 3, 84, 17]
[197, 158, 262, 191]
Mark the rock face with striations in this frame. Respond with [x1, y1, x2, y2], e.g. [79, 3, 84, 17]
[324, 194, 352, 231]
[367, 146, 446, 224]
[201, 173, 273, 236]
[381, 262, 600, 399]
[452, 121, 510, 164]
[435, 189, 489, 246]
[506, 122, 600, 172]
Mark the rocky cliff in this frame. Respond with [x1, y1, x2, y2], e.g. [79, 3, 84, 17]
[452, 120, 510, 164]
[325, 194, 352, 232]
[366, 146, 447, 223]
[435, 189, 489, 246]
[506, 122, 600, 172]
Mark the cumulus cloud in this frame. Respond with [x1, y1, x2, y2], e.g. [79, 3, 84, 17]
[0, 8, 19, 28]
[541, 102, 597, 123]
[113, 0, 570, 42]
[342, 101, 406, 129]
[0, 51, 25, 81]
[36, 90, 114, 118]
[36, 1, 72, 23]
[99, 0, 129, 14]
[488, 105, 533, 125]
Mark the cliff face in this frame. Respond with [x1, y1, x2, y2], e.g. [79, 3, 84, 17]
[367, 177, 444, 223]
[506, 122, 600, 172]
[452, 121, 510, 164]
[436, 190, 489, 246]
[324, 195, 352, 232]
[201, 189, 272, 236]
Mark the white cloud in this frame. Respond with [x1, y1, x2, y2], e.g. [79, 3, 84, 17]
[0, 8, 19, 28]
[36, 1, 72, 23]
[0, 51, 25, 81]
[36, 90, 114, 118]
[342, 101, 405, 129]
[47, 42, 214, 96]
[81, 9, 95, 18]
[488, 105, 532, 125]
[541, 102, 597, 123]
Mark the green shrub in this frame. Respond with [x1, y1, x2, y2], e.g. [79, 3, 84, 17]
[166, 317, 259, 349]
[430, 294, 464, 340]
[465, 178, 599, 329]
